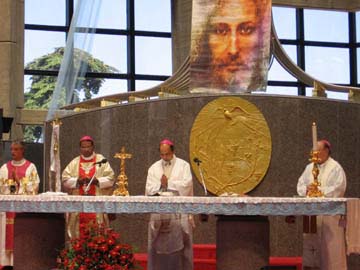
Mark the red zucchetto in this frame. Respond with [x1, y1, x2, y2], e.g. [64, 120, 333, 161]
[160, 139, 174, 146]
[80, 135, 94, 143]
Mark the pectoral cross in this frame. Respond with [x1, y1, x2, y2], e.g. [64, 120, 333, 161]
[113, 146, 132, 196]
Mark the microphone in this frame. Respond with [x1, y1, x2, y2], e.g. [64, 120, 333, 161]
[193, 157, 202, 165]
[84, 158, 107, 194]
[193, 157, 207, 196]
[94, 158, 107, 166]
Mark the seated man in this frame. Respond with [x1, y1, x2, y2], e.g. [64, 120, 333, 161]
[297, 139, 347, 270]
[145, 139, 194, 270]
[62, 135, 115, 238]
[0, 140, 40, 267]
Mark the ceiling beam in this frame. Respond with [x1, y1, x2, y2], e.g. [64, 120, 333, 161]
[16, 109, 48, 125]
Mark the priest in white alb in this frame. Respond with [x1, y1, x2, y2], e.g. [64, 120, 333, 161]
[145, 139, 194, 270]
[62, 135, 115, 238]
[0, 140, 40, 267]
[297, 139, 347, 270]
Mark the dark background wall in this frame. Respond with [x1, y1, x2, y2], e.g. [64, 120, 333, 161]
[39, 94, 359, 260]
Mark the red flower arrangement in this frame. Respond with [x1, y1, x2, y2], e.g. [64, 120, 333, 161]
[57, 222, 141, 270]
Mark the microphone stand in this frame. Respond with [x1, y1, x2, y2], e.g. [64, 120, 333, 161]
[84, 162, 103, 195]
[84, 173, 96, 195]
[194, 158, 208, 222]
[194, 159, 207, 196]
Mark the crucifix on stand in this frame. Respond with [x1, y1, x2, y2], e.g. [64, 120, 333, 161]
[113, 146, 132, 196]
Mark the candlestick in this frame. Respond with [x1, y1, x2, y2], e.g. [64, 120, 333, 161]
[312, 122, 318, 151]
[307, 150, 324, 198]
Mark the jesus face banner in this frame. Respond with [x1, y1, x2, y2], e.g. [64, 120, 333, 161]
[190, 0, 272, 93]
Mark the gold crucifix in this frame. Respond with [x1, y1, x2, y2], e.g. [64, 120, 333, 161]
[113, 146, 132, 196]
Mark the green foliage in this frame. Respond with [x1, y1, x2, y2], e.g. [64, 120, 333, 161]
[23, 126, 42, 143]
[24, 47, 118, 141]
[25, 47, 118, 109]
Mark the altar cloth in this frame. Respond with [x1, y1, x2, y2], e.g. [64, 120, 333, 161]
[0, 195, 350, 216]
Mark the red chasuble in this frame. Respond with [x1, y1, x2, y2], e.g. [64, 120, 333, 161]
[5, 160, 31, 256]
[78, 156, 97, 235]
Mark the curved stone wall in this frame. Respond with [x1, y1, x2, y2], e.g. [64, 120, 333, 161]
[44, 94, 360, 255]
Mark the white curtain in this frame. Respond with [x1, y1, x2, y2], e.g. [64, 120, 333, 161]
[47, 0, 102, 121]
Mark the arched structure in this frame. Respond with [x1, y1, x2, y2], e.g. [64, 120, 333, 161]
[61, 22, 360, 111]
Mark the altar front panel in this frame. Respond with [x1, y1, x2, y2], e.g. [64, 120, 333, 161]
[1, 196, 358, 269]
[13, 213, 65, 270]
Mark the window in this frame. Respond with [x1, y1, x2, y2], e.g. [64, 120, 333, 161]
[271, 7, 358, 97]
[263, 86, 298, 96]
[25, 3, 359, 103]
[305, 47, 350, 84]
[356, 12, 360, 42]
[87, 0, 126, 29]
[24, 0, 172, 102]
[268, 45, 297, 82]
[358, 48, 360, 84]
[25, 0, 66, 26]
[90, 34, 127, 74]
[305, 87, 348, 101]
[25, 30, 66, 70]
[90, 79, 128, 98]
[135, 37, 172, 75]
[304, 9, 348, 43]
[272, 7, 296, 40]
[136, 80, 164, 91]
[135, 0, 171, 32]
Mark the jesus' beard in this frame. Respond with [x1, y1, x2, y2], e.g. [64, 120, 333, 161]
[210, 60, 256, 92]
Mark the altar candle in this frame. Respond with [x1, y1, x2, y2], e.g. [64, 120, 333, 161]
[312, 122, 318, 151]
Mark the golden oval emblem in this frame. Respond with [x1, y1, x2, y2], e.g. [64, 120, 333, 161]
[189, 97, 272, 195]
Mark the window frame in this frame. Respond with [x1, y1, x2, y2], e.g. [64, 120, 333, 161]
[269, 8, 358, 95]
[24, 3, 360, 98]
[24, 0, 172, 95]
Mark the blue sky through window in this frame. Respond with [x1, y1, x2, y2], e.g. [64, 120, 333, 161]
[24, 2, 357, 101]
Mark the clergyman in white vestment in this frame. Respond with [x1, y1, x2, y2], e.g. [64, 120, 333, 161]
[0, 141, 40, 267]
[62, 135, 115, 238]
[145, 139, 194, 270]
[297, 140, 347, 270]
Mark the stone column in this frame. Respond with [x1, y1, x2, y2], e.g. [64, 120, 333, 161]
[0, 0, 24, 140]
